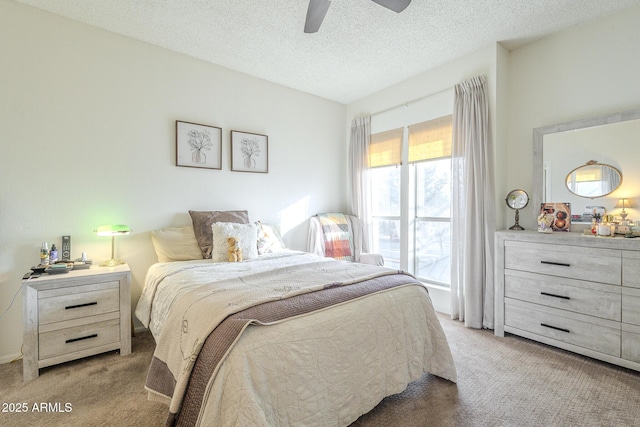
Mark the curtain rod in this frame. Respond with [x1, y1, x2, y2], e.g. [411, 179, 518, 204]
[369, 86, 454, 118]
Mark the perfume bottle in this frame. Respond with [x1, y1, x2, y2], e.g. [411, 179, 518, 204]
[591, 209, 602, 234]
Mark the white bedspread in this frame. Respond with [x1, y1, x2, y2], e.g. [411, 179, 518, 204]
[199, 284, 457, 426]
[135, 251, 457, 426]
[135, 251, 330, 339]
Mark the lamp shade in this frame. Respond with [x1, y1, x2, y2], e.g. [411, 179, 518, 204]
[96, 224, 131, 236]
[95, 225, 130, 267]
[615, 199, 632, 209]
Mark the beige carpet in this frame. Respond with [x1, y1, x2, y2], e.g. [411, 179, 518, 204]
[1, 314, 639, 427]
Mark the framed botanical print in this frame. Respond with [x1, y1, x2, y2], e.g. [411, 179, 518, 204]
[176, 121, 222, 170]
[230, 130, 268, 173]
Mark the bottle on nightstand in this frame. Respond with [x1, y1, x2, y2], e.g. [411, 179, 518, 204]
[40, 242, 49, 266]
[49, 244, 58, 264]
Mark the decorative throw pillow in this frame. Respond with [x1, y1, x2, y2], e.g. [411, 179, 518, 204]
[211, 222, 258, 262]
[150, 226, 203, 262]
[256, 221, 287, 255]
[189, 210, 249, 259]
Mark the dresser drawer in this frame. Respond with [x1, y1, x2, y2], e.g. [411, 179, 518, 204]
[504, 241, 621, 285]
[38, 281, 120, 325]
[504, 269, 621, 321]
[623, 251, 640, 288]
[622, 323, 640, 363]
[622, 287, 640, 326]
[505, 299, 620, 357]
[38, 315, 120, 360]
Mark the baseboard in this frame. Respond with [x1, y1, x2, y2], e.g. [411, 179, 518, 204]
[134, 325, 149, 335]
[0, 353, 23, 365]
[425, 285, 451, 315]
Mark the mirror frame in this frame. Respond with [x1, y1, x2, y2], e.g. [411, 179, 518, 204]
[505, 189, 529, 210]
[533, 107, 640, 228]
[565, 161, 622, 199]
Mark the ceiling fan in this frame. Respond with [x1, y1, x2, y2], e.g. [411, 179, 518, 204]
[304, 0, 411, 33]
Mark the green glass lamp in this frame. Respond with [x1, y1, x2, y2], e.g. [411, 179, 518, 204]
[95, 224, 131, 267]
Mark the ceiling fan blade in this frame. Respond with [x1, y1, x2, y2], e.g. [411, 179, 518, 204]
[304, 0, 331, 33]
[371, 0, 411, 13]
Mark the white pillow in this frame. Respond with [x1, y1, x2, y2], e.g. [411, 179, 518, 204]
[211, 222, 258, 262]
[151, 226, 203, 262]
[256, 221, 287, 255]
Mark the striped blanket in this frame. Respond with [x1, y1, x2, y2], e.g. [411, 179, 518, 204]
[317, 213, 355, 261]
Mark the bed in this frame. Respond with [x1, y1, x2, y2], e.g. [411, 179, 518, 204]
[135, 214, 457, 427]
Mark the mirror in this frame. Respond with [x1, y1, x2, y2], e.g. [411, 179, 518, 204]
[505, 189, 529, 230]
[533, 108, 640, 225]
[565, 161, 622, 198]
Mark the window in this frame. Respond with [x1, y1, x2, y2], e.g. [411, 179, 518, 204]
[413, 158, 451, 285]
[371, 165, 401, 269]
[369, 127, 402, 269]
[370, 114, 452, 287]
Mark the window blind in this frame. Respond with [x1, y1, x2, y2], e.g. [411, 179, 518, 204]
[408, 115, 452, 162]
[369, 127, 403, 167]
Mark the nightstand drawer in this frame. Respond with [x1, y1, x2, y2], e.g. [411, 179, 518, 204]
[504, 241, 621, 285]
[39, 316, 120, 360]
[505, 299, 620, 357]
[38, 282, 120, 325]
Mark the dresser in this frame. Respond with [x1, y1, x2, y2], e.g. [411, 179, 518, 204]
[495, 230, 640, 371]
[22, 264, 131, 381]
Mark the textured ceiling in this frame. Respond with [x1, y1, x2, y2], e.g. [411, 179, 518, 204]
[14, 0, 640, 104]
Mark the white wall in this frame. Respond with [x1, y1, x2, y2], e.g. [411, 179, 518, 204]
[505, 4, 640, 229]
[0, 1, 347, 363]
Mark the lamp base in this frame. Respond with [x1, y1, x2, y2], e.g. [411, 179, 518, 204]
[100, 258, 126, 267]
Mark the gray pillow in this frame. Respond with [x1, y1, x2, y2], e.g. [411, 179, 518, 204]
[189, 210, 249, 259]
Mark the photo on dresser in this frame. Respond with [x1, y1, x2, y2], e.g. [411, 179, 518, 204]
[540, 202, 571, 232]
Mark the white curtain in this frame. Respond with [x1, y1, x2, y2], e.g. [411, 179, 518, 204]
[451, 75, 496, 329]
[349, 116, 372, 252]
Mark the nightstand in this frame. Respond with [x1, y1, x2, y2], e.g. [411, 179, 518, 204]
[22, 264, 131, 381]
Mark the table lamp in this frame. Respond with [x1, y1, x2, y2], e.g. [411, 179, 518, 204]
[616, 198, 632, 220]
[96, 224, 130, 266]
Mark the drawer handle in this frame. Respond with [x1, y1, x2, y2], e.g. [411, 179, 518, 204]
[541, 323, 570, 333]
[65, 302, 98, 310]
[66, 334, 98, 344]
[540, 261, 571, 267]
[540, 292, 570, 300]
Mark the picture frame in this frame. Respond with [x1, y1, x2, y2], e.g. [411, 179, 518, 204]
[230, 130, 268, 173]
[176, 120, 222, 170]
[540, 202, 571, 232]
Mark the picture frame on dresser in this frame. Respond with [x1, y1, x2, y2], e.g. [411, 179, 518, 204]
[230, 130, 268, 173]
[540, 202, 571, 232]
[176, 120, 222, 170]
